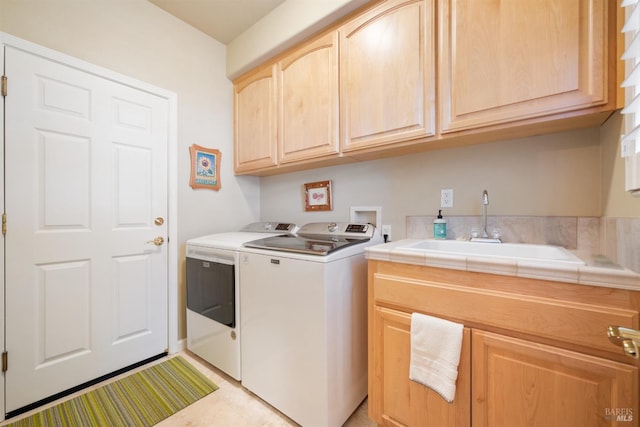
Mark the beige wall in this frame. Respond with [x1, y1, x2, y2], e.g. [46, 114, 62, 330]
[226, 0, 370, 78]
[260, 127, 605, 240]
[1, 0, 261, 340]
[601, 112, 640, 217]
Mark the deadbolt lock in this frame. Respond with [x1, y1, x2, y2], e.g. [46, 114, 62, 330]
[154, 217, 165, 226]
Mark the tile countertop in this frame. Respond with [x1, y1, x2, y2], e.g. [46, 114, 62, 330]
[365, 239, 640, 291]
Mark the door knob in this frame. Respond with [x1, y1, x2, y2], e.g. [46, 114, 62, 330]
[607, 325, 640, 359]
[146, 237, 165, 246]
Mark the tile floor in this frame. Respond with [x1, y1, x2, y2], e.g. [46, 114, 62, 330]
[1, 351, 376, 427]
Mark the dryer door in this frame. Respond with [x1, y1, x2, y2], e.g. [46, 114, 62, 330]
[186, 257, 235, 328]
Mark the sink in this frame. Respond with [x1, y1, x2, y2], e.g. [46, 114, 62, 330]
[402, 240, 585, 265]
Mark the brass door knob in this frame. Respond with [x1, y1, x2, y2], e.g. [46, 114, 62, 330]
[146, 237, 165, 246]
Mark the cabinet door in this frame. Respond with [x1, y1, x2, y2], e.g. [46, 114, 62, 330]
[279, 32, 339, 163]
[440, 0, 614, 132]
[340, 0, 435, 152]
[472, 330, 639, 427]
[369, 307, 470, 427]
[234, 65, 277, 173]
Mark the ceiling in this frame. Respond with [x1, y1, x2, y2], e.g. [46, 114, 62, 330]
[147, 0, 287, 45]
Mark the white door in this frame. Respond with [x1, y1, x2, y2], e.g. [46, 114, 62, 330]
[4, 46, 169, 412]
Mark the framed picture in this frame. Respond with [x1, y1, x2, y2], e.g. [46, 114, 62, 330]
[304, 180, 332, 211]
[189, 144, 221, 191]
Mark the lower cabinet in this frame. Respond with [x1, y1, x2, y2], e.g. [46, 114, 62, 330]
[472, 331, 637, 427]
[370, 307, 471, 427]
[368, 261, 640, 427]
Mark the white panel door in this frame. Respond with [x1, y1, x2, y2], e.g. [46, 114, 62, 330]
[4, 46, 169, 412]
[0, 38, 5, 422]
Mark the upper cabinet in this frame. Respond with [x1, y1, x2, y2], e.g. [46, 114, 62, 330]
[233, 0, 619, 175]
[339, 0, 435, 152]
[440, 0, 616, 133]
[279, 32, 340, 164]
[234, 65, 278, 173]
[234, 32, 340, 174]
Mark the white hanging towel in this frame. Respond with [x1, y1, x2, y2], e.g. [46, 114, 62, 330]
[409, 312, 463, 403]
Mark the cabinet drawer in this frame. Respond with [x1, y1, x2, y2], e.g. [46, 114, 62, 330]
[372, 272, 639, 355]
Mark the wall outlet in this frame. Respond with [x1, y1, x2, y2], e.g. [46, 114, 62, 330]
[441, 189, 454, 208]
[382, 224, 391, 242]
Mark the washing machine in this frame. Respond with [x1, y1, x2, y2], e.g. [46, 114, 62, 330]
[240, 222, 382, 426]
[185, 222, 297, 380]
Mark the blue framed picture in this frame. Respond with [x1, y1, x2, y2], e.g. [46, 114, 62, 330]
[189, 144, 221, 191]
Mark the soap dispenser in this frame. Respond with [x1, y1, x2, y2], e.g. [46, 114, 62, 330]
[433, 210, 447, 240]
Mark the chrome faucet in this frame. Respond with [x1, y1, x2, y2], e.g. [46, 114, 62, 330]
[481, 190, 489, 238]
[471, 190, 501, 243]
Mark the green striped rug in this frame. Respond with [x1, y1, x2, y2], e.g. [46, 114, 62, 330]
[7, 356, 218, 427]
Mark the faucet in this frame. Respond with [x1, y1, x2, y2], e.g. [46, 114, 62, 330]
[471, 190, 501, 243]
[481, 190, 489, 238]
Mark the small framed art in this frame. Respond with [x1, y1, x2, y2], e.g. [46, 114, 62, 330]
[189, 144, 221, 191]
[304, 180, 332, 211]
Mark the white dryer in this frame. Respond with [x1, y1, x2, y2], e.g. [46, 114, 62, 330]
[185, 222, 297, 380]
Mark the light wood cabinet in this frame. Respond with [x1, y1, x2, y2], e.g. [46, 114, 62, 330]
[234, 32, 339, 174]
[233, 0, 619, 175]
[234, 65, 277, 173]
[371, 306, 471, 427]
[368, 260, 640, 427]
[279, 32, 339, 164]
[339, 0, 435, 152]
[472, 330, 637, 427]
[439, 0, 616, 133]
